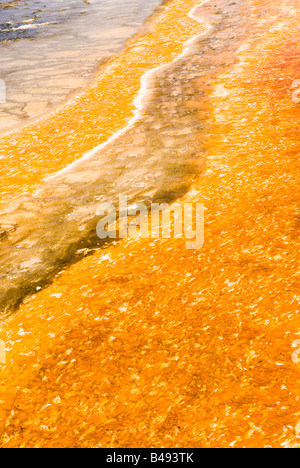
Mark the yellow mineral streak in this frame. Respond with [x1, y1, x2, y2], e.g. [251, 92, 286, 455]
[0, 0, 205, 210]
[0, 0, 299, 449]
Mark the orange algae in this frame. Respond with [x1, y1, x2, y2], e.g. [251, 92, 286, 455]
[0, 0, 300, 449]
[0, 0, 205, 210]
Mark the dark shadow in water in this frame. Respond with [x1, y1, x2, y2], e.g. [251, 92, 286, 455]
[0, 0, 256, 314]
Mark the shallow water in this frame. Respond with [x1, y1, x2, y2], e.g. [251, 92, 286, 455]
[0, 0, 299, 448]
[0, 0, 87, 43]
[0, 0, 162, 132]
[0, 0, 253, 313]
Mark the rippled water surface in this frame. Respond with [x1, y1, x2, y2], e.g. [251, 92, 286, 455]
[0, 0, 162, 131]
[0, 0, 86, 43]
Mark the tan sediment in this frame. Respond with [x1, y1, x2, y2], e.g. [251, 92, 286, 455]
[0, 4, 162, 135]
[0, 0, 299, 448]
[0, 0, 217, 314]
[0, 0, 206, 210]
